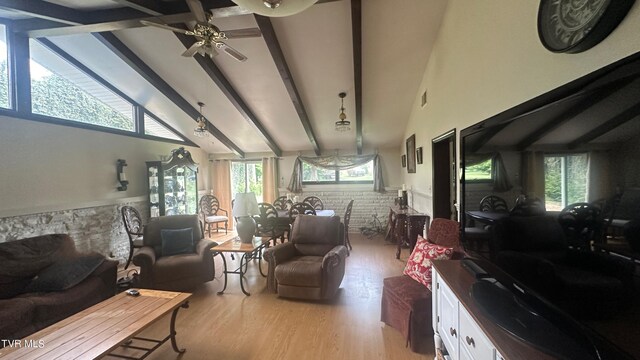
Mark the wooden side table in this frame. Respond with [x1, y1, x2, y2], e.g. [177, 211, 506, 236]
[212, 236, 271, 296]
[386, 205, 429, 259]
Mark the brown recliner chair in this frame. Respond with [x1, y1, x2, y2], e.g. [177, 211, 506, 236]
[263, 215, 347, 300]
[133, 215, 217, 292]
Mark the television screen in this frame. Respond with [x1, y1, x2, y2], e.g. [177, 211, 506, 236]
[460, 51, 640, 359]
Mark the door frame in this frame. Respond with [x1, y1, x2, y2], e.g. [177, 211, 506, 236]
[432, 129, 457, 220]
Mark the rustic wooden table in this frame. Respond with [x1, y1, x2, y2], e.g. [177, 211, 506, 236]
[0, 289, 191, 360]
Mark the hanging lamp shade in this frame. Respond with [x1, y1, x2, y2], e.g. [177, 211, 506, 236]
[231, 0, 319, 17]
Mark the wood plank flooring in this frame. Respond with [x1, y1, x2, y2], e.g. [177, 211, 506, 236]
[111, 233, 432, 360]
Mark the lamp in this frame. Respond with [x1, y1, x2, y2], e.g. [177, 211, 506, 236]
[194, 102, 209, 138]
[233, 192, 260, 243]
[335, 92, 351, 132]
[231, 0, 318, 17]
[117, 159, 129, 191]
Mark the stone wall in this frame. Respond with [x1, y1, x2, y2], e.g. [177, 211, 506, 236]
[0, 201, 148, 265]
[291, 190, 397, 234]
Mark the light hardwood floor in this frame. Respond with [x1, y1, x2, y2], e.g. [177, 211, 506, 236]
[110, 233, 433, 360]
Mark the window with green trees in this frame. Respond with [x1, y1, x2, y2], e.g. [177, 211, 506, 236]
[302, 161, 373, 184]
[465, 158, 493, 181]
[544, 153, 588, 211]
[231, 162, 263, 202]
[29, 39, 134, 131]
[0, 25, 10, 109]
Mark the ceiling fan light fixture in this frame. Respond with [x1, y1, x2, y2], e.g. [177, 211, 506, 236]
[232, 0, 318, 17]
[263, 0, 281, 9]
[335, 92, 351, 132]
[194, 102, 210, 138]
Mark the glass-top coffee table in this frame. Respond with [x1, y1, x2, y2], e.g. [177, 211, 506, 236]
[211, 236, 271, 296]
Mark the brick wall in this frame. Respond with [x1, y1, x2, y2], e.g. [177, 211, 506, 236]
[290, 190, 397, 233]
[0, 201, 148, 265]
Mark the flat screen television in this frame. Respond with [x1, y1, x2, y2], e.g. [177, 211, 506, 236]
[460, 51, 640, 359]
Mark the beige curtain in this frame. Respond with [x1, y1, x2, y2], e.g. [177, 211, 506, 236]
[587, 150, 612, 202]
[262, 157, 278, 203]
[213, 160, 234, 228]
[521, 151, 545, 200]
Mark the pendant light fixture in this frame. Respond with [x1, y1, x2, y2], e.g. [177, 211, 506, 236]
[193, 102, 209, 138]
[231, 0, 318, 17]
[335, 92, 351, 132]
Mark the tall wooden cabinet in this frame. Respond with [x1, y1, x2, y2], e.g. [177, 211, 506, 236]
[146, 147, 198, 218]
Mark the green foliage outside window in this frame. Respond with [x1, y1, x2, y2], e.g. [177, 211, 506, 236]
[30, 65, 134, 131]
[544, 154, 587, 210]
[465, 158, 492, 181]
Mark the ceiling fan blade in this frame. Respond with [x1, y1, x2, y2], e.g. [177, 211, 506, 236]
[140, 20, 191, 34]
[186, 0, 207, 23]
[220, 43, 248, 62]
[224, 28, 262, 39]
[182, 41, 205, 57]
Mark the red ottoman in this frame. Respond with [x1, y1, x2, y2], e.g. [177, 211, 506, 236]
[381, 275, 433, 353]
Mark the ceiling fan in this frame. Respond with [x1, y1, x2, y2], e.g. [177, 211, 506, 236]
[139, 0, 261, 62]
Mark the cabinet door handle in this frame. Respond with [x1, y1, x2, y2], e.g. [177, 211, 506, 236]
[450, 327, 457, 337]
[466, 336, 475, 347]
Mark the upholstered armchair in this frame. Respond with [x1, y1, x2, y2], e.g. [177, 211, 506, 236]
[133, 215, 217, 292]
[263, 215, 347, 300]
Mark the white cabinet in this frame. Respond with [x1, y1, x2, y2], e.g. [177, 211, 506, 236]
[433, 269, 498, 360]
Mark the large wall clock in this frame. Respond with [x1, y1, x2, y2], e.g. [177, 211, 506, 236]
[538, 0, 635, 53]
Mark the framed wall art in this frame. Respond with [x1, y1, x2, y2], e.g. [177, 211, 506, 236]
[406, 134, 416, 173]
[401, 155, 406, 168]
[416, 147, 423, 164]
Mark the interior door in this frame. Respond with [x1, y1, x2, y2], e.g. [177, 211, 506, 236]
[432, 130, 457, 220]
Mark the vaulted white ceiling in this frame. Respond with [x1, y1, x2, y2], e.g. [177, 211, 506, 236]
[7, 0, 448, 156]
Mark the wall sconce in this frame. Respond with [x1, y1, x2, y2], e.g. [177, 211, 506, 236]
[117, 159, 129, 191]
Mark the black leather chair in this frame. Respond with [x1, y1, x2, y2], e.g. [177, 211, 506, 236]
[494, 215, 634, 318]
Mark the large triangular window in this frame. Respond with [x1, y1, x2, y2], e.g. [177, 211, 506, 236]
[29, 39, 135, 131]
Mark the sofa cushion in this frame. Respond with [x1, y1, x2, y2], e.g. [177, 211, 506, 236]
[18, 276, 108, 328]
[404, 236, 453, 290]
[153, 253, 204, 281]
[275, 256, 323, 287]
[161, 228, 194, 256]
[0, 234, 77, 279]
[0, 298, 34, 340]
[0, 275, 31, 299]
[25, 253, 105, 293]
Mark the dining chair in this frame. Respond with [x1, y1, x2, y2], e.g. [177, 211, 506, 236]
[303, 196, 324, 211]
[273, 196, 292, 211]
[289, 202, 316, 223]
[199, 195, 229, 237]
[121, 205, 145, 270]
[479, 195, 508, 212]
[343, 199, 354, 253]
[255, 202, 285, 243]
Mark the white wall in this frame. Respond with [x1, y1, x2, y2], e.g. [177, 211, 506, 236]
[0, 115, 210, 217]
[401, 1, 640, 215]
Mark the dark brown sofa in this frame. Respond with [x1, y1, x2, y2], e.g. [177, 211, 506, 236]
[0, 234, 117, 341]
[263, 215, 347, 300]
[133, 215, 217, 292]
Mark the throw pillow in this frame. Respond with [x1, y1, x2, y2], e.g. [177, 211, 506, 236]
[404, 236, 453, 290]
[161, 228, 195, 256]
[24, 253, 105, 293]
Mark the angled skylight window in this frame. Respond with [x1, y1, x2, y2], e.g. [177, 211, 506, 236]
[29, 39, 134, 131]
[0, 25, 9, 109]
[144, 112, 183, 141]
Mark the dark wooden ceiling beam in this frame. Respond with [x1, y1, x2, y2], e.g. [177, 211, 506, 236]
[516, 75, 638, 151]
[568, 102, 640, 149]
[174, 31, 283, 157]
[94, 32, 245, 157]
[469, 122, 510, 153]
[254, 15, 320, 156]
[351, 0, 363, 154]
[0, 0, 85, 25]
